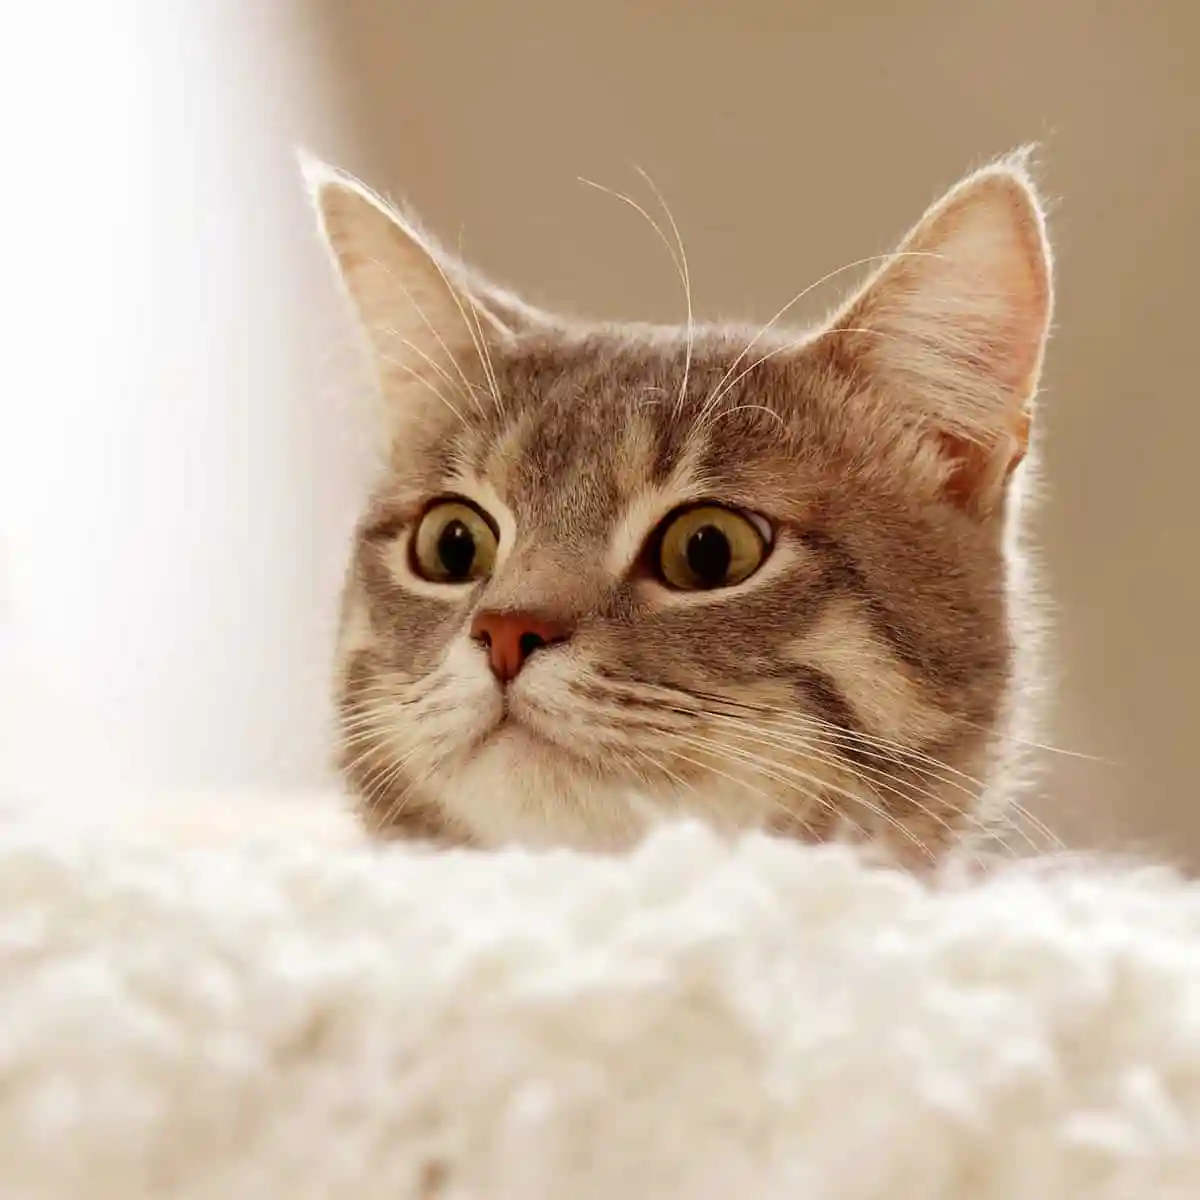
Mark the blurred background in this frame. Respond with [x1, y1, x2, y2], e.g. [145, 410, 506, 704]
[2, 2, 1196, 860]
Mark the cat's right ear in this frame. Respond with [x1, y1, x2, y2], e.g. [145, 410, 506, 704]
[300, 153, 541, 414]
[812, 152, 1052, 518]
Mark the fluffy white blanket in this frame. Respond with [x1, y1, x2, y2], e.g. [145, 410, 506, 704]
[2, 796, 1199, 1199]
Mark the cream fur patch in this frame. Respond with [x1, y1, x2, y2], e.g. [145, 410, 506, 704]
[798, 599, 954, 745]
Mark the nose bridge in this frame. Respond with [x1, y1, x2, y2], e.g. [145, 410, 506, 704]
[483, 540, 603, 623]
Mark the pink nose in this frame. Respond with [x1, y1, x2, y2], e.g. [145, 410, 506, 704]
[470, 610, 573, 683]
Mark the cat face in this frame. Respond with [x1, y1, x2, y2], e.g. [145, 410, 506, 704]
[307, 152, 1052, 862]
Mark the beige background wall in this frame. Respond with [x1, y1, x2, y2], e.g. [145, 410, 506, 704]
[307, 0, 1198, 861]
[10, 2, 1190, 859]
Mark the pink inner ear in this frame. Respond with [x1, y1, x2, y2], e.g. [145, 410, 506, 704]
[989, 244, 1051, 400]
[938, 409, 1031, 513]
[947, 259, 1043, 507]
[841, 168, 1050, 514]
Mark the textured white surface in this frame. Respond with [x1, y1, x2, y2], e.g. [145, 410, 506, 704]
[1, 805, 1199, 1198]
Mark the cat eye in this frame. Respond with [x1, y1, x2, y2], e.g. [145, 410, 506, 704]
[653, 505, 768, 591]
[411, 500, 499, 583]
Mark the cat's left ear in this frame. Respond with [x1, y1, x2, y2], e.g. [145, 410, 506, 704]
[818, 151, 1053, 516]
[300, 153, 549, 429]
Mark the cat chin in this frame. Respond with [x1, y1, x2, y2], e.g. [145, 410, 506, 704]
[430, 721, 782, 851]
[432, 728, 660, 852]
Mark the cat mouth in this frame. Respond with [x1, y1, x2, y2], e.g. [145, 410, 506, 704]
[477, 707, 584, 762]
[489, 712, 553, 747]
[472, 707, 541, 747]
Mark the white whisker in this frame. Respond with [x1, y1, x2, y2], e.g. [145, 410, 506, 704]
[629, 165, 695, 420]
[453, 229, 505, 417]
[707, 717, 1003, 861]
[578, 171, 696, 417]
[362, 254, 486, 417]
[699, 326, 906, 423]
[696, 250, 943, 425]
[675, 729, 936, 862]
[374, 355, 470, 430]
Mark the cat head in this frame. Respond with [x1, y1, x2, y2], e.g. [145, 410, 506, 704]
[305, 151, 1053, 863]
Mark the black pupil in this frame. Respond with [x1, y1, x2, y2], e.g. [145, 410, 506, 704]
[437, 519, 476, 579]
[685, 525, 732, 586]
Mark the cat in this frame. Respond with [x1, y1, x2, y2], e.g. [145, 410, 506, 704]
[304, 148, 1053, 868]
